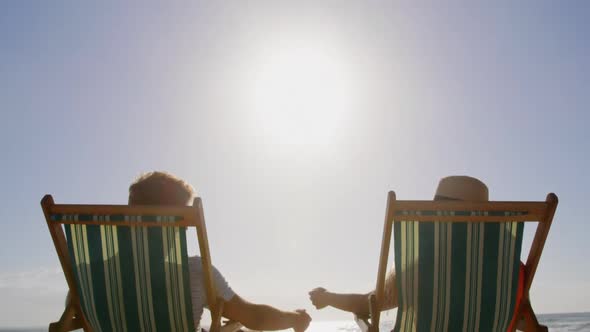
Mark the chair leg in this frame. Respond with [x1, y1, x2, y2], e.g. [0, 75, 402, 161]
[48, 304, 83, 332]
[48, 298, 87, 332]
[367, 293, 379, 332]
[210, 298, 225, 332]
[520, 299, 548, 332]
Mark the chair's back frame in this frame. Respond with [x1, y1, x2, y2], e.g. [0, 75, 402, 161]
[369, 191, 558, 332]
[41, 195, 223, 332]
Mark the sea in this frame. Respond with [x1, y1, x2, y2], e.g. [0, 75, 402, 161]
[2, 312, 589, 332]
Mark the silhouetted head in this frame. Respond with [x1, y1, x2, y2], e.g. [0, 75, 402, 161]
[128, 171, 194, 206]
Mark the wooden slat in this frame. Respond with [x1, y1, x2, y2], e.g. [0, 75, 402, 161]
[50, 204, 197, 220]
[368, 293, 379, 332]
[53, 220, 199, 227]
[391, 214, 544, 223]
[524, 193, 558, 292]
[41, 195, 93, 331]
[193, 197, 221, 332]
[393, 200, 548, 215]
[372, 191, 396, 330]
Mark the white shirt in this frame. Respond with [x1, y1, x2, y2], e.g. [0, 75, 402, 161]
[188, 256, 236, 329]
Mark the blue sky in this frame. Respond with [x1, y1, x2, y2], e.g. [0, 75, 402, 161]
[1, 1, 589, 327]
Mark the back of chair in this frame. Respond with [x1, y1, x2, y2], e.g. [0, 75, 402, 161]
[371, 192, 557, 332]
[392, 213, 524, 332]
[42, 197, 221, 332]
[58, 215, 194, 332]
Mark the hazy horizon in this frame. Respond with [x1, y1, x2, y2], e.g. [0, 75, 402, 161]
[1, 1, 589, 327]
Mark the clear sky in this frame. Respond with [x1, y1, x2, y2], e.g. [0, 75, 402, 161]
[1, 1, 589, 327]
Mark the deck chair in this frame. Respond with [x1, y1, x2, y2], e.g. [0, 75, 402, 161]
[42, 195, 238, 332]
[363, 191, 558, 332]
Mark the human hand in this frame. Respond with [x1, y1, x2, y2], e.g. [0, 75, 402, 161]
[308, 287, 330, 309]
[292, 309, 311, 332]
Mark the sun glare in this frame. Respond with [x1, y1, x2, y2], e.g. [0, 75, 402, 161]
[247, 44, 355, 149]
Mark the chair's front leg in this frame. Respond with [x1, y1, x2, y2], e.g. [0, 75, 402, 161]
[521, 299, 548, 332]
[48, 300, 84, 332]
[367, 293, 380, 332]
[210, 297, 225, 332]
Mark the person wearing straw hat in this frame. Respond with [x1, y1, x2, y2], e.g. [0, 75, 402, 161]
[308, 176, 526, 329]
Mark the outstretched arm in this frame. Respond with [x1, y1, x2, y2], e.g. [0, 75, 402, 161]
[309, 273, 398, 316]
[222, 294, 311, 332]
[309, 287, 372, 318]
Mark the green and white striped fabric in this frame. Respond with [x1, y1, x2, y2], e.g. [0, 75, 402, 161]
[392, 211, 524, 332]
[53, 214, 196, 332]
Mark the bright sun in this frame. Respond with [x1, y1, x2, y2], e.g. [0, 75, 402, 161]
[247, 44, 355, 148]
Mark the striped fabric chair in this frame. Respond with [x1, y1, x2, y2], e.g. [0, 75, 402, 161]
[365, 192, 557, 332]
[42, 195, 226, 332]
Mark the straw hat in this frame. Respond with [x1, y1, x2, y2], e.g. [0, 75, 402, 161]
[434, 176, 489, 201]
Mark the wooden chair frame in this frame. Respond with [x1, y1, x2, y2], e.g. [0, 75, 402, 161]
[41, 195, 224, 332]
[366, 191, 558, 332]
